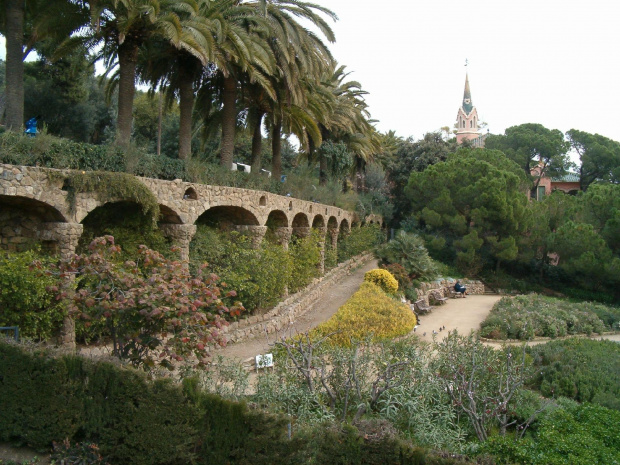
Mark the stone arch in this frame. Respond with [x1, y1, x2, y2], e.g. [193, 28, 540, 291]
[327, 216, 338, 230]
[292, 213, 310, 228]
[183, 187, 198, 200]
[196, 205, 260, 229]
[266, 210, 289, 228]
[159, 205, 183, 225]
[0, 195, 67, 251]
[311, 215, 325, 229]
[339, 218, 350, 234]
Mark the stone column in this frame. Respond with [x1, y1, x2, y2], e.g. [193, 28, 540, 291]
[328, 227, 339, 254]
[235, 225, 268, 249]
[315, 226, 327, 276]
[274, 227, 293, 296]
[274, 227, 293, 251]
[39, 222, 84, 349]
[160, 223, 197, 261]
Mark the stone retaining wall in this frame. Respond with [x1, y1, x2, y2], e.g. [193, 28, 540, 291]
[416, 278, 485, 305]
[221, 253, 373, 345]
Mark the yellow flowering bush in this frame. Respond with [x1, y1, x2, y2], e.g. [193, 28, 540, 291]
[364, 268, 398, 294]
[313, 282, 416, 346]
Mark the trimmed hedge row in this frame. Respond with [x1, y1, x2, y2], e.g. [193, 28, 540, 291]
[0, 342, 472, 465]
[0, 132, 186, 180]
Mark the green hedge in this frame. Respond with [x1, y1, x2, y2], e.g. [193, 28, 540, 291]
[0, 342, 475, 465]
[0, 251, 64, 340]
[0, 132, 186, 180]
[528, 338, 620, 410]
[338, 224, 385, 263]
[480, 294, 612, 340]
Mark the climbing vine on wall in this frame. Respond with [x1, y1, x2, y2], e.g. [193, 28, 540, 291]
[64, 171, 160, 223]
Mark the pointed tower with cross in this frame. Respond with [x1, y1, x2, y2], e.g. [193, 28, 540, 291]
[455, 63, 484, 146]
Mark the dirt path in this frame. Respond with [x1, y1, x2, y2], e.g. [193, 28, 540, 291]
[414, 295, 503, 341]
[215, 259, 380, 364]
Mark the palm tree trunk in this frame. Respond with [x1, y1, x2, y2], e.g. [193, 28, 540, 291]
[251, 109, 265, 172]
[271, 118, 282, 180]
[116, 40, 139, 146]
[178, 67, 194, 160]
[220, 74, 237, 169]
[157, 91, 162, 156]
[319, 154, 327, 186]
[5, 0, 25, 130]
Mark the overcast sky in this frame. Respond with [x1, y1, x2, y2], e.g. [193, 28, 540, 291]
[2, 0, 618, 144]
[320, 0, 620, 142]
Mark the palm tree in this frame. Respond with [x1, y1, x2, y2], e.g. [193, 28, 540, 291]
[137, 0, 221, 159]
[80, 0, 202, 146]
[243, 0, 336, 175]
[3, 0, 24, 129]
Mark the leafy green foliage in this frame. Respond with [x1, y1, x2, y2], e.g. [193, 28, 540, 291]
[190, 228, 290, 313]
[480, 295, 611, 340]
[528, 339, 620, 410]
[42, 236, 242, 371]
[288, 232, 322, 293]
[567, 129, 620, 190]
[485, 123, 571, 182]
[480, 402, 620, 464]
[337, 224, 385, 262]
[0, 341, 465, 465]
[0, 250, 64, 340]
[375, 231, 438, 280]
[51, 440, 108, 465]
[385, 132, 458, 226]
[406, 148, 530, 274]
[431, 332, 532, 441]
[0, 132, 187, 179]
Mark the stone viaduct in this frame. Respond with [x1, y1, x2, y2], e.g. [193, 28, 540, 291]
[0, 163, 383, 266]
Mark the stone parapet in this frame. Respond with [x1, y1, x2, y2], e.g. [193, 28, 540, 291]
[219, 253, 374, 346]
[416, 278, 485, 305]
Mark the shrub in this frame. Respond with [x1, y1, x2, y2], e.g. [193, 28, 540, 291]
[338, 224, 385, 262]
[42, 236, 243, 371]
[480, 294, 609, 340]
[364, 269, 398, 294]
[528, 338, 620, 410]
[375, 231, 437, 280]
[0, 341, 466, 465]
[479, 402, 620, 464]
[0, 250, 65, 340]
[51, 440, 109, 465]
[313, 282, 416, 346]
[380, 263, 412, 291]
[288, 232, 322, 293]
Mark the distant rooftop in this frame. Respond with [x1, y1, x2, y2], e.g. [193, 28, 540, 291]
[551, 172, 580, 183]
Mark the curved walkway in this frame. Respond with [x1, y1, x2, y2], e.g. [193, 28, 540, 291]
[414, 294, 503, 341]
[216, 259, 380, 364]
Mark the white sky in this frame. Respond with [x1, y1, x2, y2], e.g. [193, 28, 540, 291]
[2, 0, 619, 144]
[321, 0, 620, 142]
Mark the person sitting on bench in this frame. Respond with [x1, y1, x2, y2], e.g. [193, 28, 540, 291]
[454, 281, 468, 297]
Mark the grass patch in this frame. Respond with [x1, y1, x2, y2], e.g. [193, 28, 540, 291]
[480, 294, 617, 340]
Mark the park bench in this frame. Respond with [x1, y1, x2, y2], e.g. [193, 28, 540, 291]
[429, 290, 449, 305]
[414, 299, 433, 315]
[447, 287, 464, 298]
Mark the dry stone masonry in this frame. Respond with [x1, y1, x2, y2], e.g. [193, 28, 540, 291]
[0, 163, 383, 347]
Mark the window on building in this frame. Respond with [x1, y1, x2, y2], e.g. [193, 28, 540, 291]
[537, 186, 546, 201]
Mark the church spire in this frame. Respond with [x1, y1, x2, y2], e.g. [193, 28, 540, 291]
[455, 63, 483, 146]
[462, 73, 473, 115]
